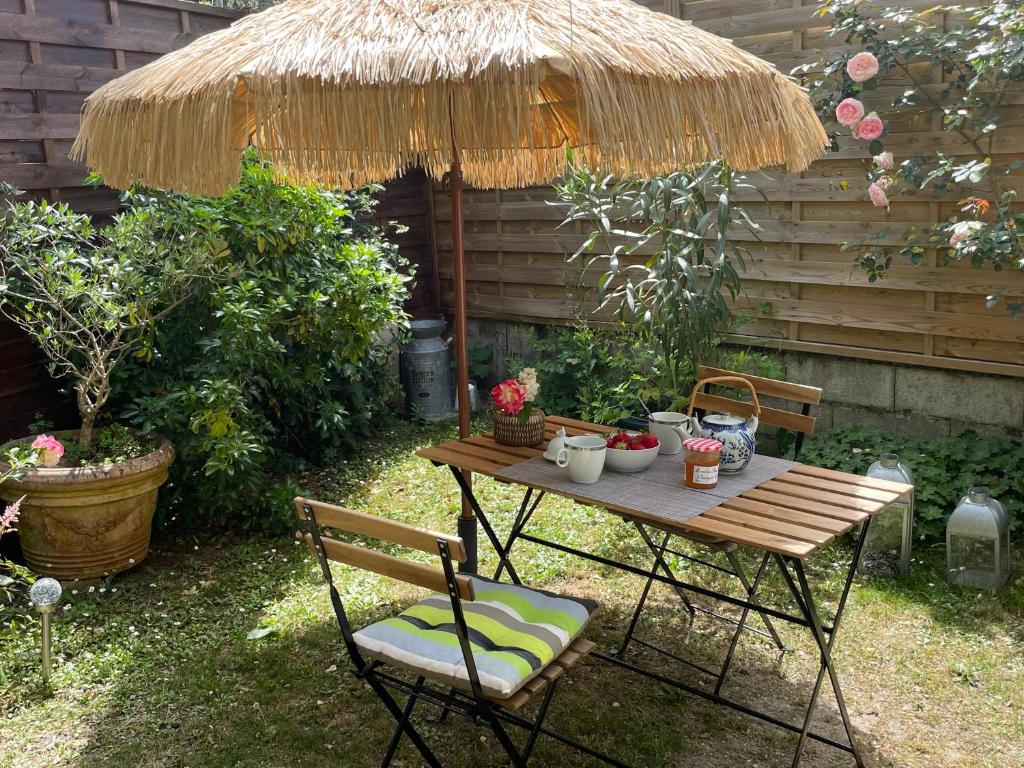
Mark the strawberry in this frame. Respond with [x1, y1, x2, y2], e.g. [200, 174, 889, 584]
[607, 433, 632, 450]
[638, 433, 659, 449]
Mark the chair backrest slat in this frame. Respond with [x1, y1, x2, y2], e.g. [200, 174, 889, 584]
[697, 365, 822, 405]
[694, 365, 822, 438]
[692, 392, 817, 436]
[299, 532, 475, 601]
[296, 497, 468, 563]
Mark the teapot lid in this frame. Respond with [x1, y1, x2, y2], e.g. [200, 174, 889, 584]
[703, 412, 744, 426]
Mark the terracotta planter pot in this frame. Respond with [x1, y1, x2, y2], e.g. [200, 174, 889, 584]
[0, 434, 175, 580]
[493, 409, 545, 447]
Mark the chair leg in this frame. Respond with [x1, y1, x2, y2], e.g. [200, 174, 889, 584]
[724, 550, 788, 654]
[489, 717, 527, 767]
[366, 675, 444, 768]
[427, 686, 458, 724]
[380, 675, 425, 768]
[522, 678, 559, 763]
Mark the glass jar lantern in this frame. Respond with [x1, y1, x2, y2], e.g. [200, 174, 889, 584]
[859, 453, 914, 577]
[946, 486, 1011, 590]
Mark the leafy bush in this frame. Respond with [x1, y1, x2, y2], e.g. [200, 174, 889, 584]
[114, 155, 412, 532]
[509, 319, 783, 425]
[0, 185, 223, 449]
[801, 427, 1024, 542]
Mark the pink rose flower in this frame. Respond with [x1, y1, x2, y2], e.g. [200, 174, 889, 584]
[31, 434, 65, 468]
[491, 380, 527, 416]
[874, 151, 895, 170]
[949, 220, 984, 248]
[835, 98, 865, 127]
[868, 182, 889, 209]
[846, 51, 880, 82]
[855, 113, 884, 142]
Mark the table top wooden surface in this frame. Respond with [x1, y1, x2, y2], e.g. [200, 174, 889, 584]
[417, 415, 913, 560]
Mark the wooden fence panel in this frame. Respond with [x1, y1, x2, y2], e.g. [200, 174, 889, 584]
[432, 0, 1024, 378]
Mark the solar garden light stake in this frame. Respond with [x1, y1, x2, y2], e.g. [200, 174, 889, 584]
[28, 577, 62, 683]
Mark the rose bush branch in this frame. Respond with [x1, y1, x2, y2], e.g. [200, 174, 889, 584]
[797, 0, 1024, 315]
[0, 185, 226, 448]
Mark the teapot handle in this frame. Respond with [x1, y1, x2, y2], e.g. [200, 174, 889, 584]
[686, 375, 762, 421]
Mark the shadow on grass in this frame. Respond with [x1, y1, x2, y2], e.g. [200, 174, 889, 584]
[57, 541, 897, 768]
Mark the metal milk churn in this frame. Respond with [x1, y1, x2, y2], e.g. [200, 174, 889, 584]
[401, 318, 454, 420]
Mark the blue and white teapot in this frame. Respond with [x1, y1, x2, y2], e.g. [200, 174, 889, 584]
[684, 376, 760, 474]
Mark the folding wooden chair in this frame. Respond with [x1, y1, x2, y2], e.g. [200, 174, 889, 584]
[296, 497, 626, 768]
[618, 366, 823, 688]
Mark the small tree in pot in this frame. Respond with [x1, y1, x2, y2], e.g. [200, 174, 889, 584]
[0, 185, 224, 578]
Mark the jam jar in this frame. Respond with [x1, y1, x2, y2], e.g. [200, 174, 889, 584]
[683, 437, 724, 490]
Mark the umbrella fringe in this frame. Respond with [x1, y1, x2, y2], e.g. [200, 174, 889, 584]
[71, 0, 829, 195]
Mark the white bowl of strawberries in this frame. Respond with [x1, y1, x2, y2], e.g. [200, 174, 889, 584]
[603, 431, 660, 473]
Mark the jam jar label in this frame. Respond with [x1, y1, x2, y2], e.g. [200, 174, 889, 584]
[693, 464, 719, 486]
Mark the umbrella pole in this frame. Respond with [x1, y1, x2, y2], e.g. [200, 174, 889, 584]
[449, 142, 477, 574]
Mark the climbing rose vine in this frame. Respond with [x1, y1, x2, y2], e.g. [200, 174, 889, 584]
[797, 0, 1024, 316]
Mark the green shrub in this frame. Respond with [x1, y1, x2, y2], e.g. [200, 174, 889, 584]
[509, 319, 783, 425]
[801, 427, 1024, 542]
[114, 155, 411, 532]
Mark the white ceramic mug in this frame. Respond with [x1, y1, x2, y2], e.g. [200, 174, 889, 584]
[556, 435, 607, 483]
[648, 411, 698, 455]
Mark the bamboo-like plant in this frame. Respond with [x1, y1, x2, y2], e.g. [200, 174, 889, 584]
[555, 161, 762, 394]
[0, 186, 225, 450]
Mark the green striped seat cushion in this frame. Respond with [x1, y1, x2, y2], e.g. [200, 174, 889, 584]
[353, 577, 597, 698]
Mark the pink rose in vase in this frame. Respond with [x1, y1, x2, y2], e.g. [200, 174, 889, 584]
[835, 98, 865, 127]
[491, 380, 527, 416]
[31, 434, 65, 468]
[855, 113, 884, 142]
[846, 51, 879, 82]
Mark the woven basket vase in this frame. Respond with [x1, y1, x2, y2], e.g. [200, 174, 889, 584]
[493, 409, 545, 447]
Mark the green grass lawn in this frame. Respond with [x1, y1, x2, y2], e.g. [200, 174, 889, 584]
[1, 420, 1022, 768]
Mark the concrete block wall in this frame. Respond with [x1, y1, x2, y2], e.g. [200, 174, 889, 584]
[466, 318, 1024, 440]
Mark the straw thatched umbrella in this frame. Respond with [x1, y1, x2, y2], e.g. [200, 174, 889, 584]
[72, 0, 828, 568]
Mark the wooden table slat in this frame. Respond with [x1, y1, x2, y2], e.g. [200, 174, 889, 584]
[775, 471, 900, 504]
[439, 440, 536, 466]
[416, 446, 506, 476]
[790, 464, 913, 495]
[739, 488, 869, 524]
[703, 506, 834, 545]
[720, 497, 851, 534]
[680, 515, 817, 558]
[462, 435, 542, 460]
[757, 479, 886, 515]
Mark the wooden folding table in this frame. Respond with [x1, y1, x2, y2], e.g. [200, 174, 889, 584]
[418, 415, 912, 768]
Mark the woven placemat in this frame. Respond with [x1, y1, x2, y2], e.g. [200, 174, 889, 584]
[494, 452, 798, 526]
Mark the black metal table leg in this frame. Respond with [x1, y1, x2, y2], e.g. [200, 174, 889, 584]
[714, 551, 772, 696]
[725, 549, 788, 653]
[494, 489, 545, 584]
[448, 465, 519, 581]
[775, 519, 871, 768]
